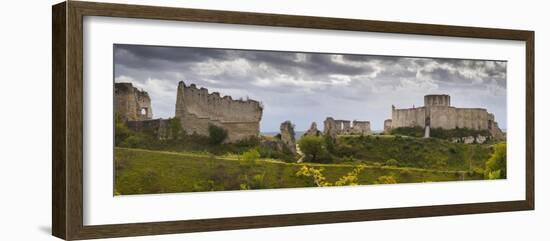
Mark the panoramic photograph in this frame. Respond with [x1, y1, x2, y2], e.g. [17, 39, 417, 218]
[113, 44, 507, 195]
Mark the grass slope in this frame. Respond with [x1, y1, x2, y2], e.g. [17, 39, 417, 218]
[115, 147, 483, 195]
[335, 135, 492, 171]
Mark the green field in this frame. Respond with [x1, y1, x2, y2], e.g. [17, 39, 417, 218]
[114, 147, 484, 195]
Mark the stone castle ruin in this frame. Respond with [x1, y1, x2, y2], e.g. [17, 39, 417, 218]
[115, 83, 172, 140]
[115, 81, 263, 142]
[114, 83, 153, 121]
[175, 81, 263, 142]
[115, 82, 503, 147]
[385, 94, 505, 140]
[323, 117, 372, 137]
[303, 122, 322, 137]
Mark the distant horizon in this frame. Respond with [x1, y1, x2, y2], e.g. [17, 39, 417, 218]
[114, 44, 507, 132]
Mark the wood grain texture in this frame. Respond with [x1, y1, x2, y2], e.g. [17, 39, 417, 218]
[52, 2, 67, 239]
[525, 32, 535, 209]
[51, 1, 535, 240]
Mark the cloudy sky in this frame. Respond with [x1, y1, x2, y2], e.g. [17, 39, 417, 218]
[114, 44, 507, 132]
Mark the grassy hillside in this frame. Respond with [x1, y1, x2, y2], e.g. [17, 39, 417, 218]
[115, 147, 484, 195]
[334, 135, 493, 171]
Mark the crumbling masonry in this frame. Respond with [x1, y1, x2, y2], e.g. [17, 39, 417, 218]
[114, 83, 153, 121]
[175, 81, 263, 142]
[115, 81, 263, 142]
[323, 117, 372, 136]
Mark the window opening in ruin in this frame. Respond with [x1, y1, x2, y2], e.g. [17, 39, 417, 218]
[141, 108, 147, 116]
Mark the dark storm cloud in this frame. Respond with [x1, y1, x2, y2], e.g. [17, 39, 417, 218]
[115, 44, 231, 63]
[114, 44, 507, 131]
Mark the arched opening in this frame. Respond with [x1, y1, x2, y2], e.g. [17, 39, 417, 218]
[140, 108, 147, 116]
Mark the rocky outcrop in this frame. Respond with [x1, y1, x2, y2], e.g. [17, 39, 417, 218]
[451, 135, 489, 144]
[280, 121, 297, 154]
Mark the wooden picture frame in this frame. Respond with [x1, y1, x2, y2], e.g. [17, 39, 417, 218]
[52, 1, 534, 240]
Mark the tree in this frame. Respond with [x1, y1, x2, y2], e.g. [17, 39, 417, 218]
[208, 124, 228, 145]
[485, 143, 507, 179]
[298, 136, 330, 163]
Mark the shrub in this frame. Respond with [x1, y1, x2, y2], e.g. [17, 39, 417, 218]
[375, 175, 398, 184]
[335, 165, 366, 186]
[391, 126, 491, 140]
[485, 143, 506, 179]
[121, 134, 149, 148]
[486, 170, 502, 179]
[391, 127, 424, 138]
[235, 136, 260, 148]
[334, 142, 357, 157]
[242, 148, 261, 163]
[239, 183, 250, 190]
[239, 173, 267, 189]
[385, 159, 399, 167]
[114, 114, 132, 145]
[295, 166, 331, 187]
[400, 169, 412, 177]
[296, 165, 366, 187]
[208, 124, 228, 145]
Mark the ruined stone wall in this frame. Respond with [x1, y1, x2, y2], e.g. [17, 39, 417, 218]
[114, 82, 153, 121]
[304, 122, 321, 137]
[391, 107, 426, 128]
[334, 120, 351, 133]
[391, 105, 493, 131]
[432, 107, 489, 130]
[175, 81, 263, 142]
[384, 119, 393, 134]
[127, 119, 171, 140]
[323, 117, 371, 135]
[350, 120, 372, 135]
[323, 117, 338, 138]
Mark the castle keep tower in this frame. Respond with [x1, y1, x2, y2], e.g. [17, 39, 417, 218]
[175, 81, 263, 142]
[424, 94, 450, 107]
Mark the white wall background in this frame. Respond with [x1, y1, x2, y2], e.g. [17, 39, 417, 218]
[0, 0, 547, 240]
